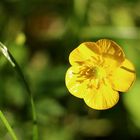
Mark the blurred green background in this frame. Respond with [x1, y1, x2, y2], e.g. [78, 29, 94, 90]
[0, 0, 140, 140]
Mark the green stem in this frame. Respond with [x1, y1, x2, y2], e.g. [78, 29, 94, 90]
[8, 48, 39, 140]
[0, 111, 18, 140]
[0, 42, 38, 140]
[10, 52, 38, 140]
[31, 95, 38, 140]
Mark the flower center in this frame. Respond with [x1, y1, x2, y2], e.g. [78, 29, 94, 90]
[75, 64, 107, 89]
[77, 65, 106, 80]
[95, 67, 106, 79]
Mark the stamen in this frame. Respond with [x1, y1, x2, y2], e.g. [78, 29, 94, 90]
[74, 57, 107, 89]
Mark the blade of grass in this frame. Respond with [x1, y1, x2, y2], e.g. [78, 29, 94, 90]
[0, 42, 38, 140]
[0, 111, 18, 140]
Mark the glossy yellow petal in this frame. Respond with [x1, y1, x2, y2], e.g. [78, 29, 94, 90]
[110, 59, 136, 92]
[83, 83, 119, 110]
[96, 39, 125, 70]
[69, 42, 100, 66]
[65, 66, 88, 98]
[96, 39, 125, 61]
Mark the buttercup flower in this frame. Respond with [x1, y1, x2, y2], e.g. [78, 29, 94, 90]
[65, 39, 136, 110]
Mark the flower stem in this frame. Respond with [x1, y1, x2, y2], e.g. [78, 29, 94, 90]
[0, 111, 18, 140]
[31, 95, 38, 140]
[0, 42, 38, 140]
[8, 47, 39, 140]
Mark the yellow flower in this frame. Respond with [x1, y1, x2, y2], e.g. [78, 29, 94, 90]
[65, 39, 136, 110]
